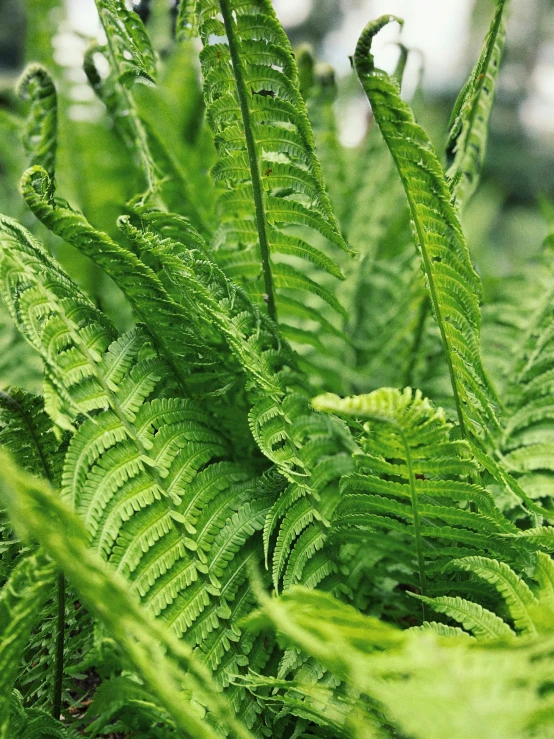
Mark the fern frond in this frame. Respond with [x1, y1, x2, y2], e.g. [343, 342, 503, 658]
[446, 0, 507, 209]
[449, 556, 539, 636]
[0, 449, 254, 739]
[0, 213, 120, 430]
[313, 388, 518, 619]
[353, 16, 500, 444]
[250, 385, 356, 591]
[0, 554, 55, 735]
[21, 168, 223, 397]
[411, 593, 514, 639]
[119, 214, 290, 396]
[188, 0, 349, 327]
[17, 65, 57, 181]
[95, 0, 157, 86]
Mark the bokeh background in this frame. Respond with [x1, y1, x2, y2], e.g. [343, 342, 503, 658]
[0, 0, 553, 280]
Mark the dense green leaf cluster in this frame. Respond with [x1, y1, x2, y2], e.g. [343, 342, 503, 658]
[0, 1, 553, 737]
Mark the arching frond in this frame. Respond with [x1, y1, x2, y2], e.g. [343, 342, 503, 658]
[411, 593, 514, 639]
[0, 213, 117, 429]
[21, 168, 220, 398]
[118, 214, 290, 396]
[449, 556, 540, 636]
[353, 16, 500, 444]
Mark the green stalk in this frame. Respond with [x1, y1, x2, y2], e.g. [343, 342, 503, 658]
[218, 0, 278, 321]
[405, 187, 467, 439]
[53, 572, 65, 719]
[401, 430, 427, 620]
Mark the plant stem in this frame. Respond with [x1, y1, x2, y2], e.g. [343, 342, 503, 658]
[219, 0, 278, 321]
[405, 186, 467, 439]
[401, 430, 427, 621]
[53, 571, 65, 719]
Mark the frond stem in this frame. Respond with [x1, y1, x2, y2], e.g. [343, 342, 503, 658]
[400, 429, 427, 620]
[219, 0, 278, 321]
[404, 186, 467, 439]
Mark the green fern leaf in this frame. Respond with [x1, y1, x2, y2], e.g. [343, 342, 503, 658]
[313, 388, 518, 619]
[353, 16, 500, 444]
[95, 0, 157, 86]
[189, 0, 349, 326]
[0, 214, 117, 429]
[0, 554, 55, 737]
[21, 168, 222, 397]
[446, 0, 507, 209]
[411, 593, 514, 639]
[0, 449, 253, 739]
[450, 556, 539, 636]
[17, 65, 57, 182]
[118, 214, 289, 396]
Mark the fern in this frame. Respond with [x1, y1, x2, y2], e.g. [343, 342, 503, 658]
[313, 388, 520, 621]
[245, 585, 554, 739]
[446, 0, 507, 210]
[0, 448, 253, 739]
[1, 1, 554, 736]
[353, 16, 500, 444]
[21, 167, 222, 399]
[181, 0, 350, 331]
[17, 65, 57, 181]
